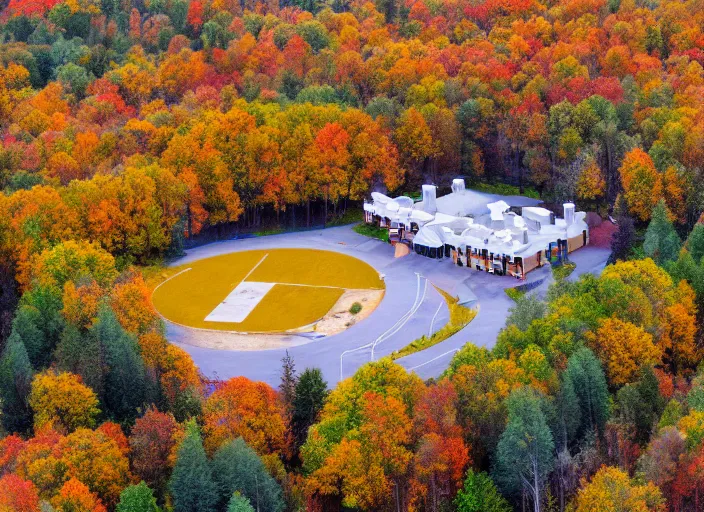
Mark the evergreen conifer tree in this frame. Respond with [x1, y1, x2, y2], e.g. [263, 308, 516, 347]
[227, 493, 255, 512]
[211, 438, 284, 512]
[611, 196, 636, 262]
[292, 368, 328, 451]
[89, 304, 146, 421]
[117, 482, 160, 512]
[169, 420, 218, 512]
[643, 200, 681, 266]
[455, 470, 511, 512]
[279, 351, 297, 420]
[494, 388, 554, 512]
[564, 347, 609, 437]
[0, 332, 33, 433]
[686, 223, 704, 263]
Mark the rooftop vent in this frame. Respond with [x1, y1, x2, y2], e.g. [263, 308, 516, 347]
[563, 203, 575, 225]
[422, 184, 437, 213]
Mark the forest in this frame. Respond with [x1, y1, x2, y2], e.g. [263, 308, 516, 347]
[3, 0, 704, 509]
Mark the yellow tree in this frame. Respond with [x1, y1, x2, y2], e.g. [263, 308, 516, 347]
[576, 159, 606, 202]
[394, 107, 440, 185]
[574, 466, 665, 512]
[659, 302, 698, 374]
[586, 318, 662, 387]
[29, 371, 100, 433]
[109, 274, 159, 335]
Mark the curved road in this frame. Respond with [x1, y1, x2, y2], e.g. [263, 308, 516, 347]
[165, 225, 611, 387]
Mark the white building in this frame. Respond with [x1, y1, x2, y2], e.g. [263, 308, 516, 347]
[363, 179, 589, 279]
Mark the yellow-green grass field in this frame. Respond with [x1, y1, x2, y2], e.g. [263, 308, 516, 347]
[151, 249, 384, 333]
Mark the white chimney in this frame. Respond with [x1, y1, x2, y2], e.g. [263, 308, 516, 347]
[563, 203, 575, 225]
[422, 185, 437, 213]
[452, 178, 466, 194]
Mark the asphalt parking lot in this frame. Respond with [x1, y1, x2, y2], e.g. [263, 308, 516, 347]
[165, 225, 611, 386]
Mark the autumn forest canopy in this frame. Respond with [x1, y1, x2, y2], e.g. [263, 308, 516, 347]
[4, 0, 704, 509]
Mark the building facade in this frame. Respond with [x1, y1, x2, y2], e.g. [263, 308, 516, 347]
[364, 179, 589, 280]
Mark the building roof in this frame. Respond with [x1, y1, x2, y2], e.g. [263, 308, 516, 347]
[429, 189, 542, 217]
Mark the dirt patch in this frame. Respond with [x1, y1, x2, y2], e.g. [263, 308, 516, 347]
[168, 325, 313, 351]
[314, 289, 385, 335]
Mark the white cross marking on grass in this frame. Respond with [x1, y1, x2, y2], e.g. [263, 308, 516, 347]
[241, 253, 269, 282]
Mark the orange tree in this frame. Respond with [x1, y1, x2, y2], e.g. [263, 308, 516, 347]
[202, 376, 286, 458]
[301, 360, 424, 510]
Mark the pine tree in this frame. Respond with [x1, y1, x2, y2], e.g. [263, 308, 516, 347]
[89, 304, 146, 421]
[279, 351, 297, 421]
[611, 195, 636, 262]
[117, 482, 160, 512]
[211, 438, 284, 512]
[55, 324, 104, 398]
[292, 368, 328, 451]
[553, 371, 581, 450]
[455, 470, 511, 512]
[169, 420, 218, 512]
[10, 306, 46, 370]
[20, 284, 64, 367]
[506, 295, 547, 331]
[0, 333, 33, 433]
[686, 223, 704, 263]
[564, 347, 609, 437]
[643, 200, 681, 266]
[227, 493, 255, 512]
[494, 388, 555, 512]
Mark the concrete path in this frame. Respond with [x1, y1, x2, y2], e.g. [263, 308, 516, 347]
[164, 225, 611, 387]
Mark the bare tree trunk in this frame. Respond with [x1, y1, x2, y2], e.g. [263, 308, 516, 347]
[324, 186, 329, 227]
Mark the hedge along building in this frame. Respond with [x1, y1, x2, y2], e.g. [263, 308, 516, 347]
[363, 179, 590, 280]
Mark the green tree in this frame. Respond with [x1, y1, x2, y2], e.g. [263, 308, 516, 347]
[494, 387, 555, 512]
[455, 469, 512, 512]
[295, 21, 329, 52]
[564, 347, 610, 437]
[279, 351, 297, 422]
[668, 250, 704, 310]
[10, 305, 46, 370]
[227, 493, 255, 512]
[169, 420, 218, 512]
[89, 305, 147, 421]
[117, 482, 160, 512]
[644, 200, 681, 266]
[687, 373, 704, 412]
[611, 195, 635, 262]
[506, 295, 546, 331]
[659, 399, 685, 429]
[211, 438, 284, 512]
[686, 223, 704, 264]
[54, 324, 104, 398]
[292, 368, 328, 451]
[0, 333, 33, 433]
[19, 284, 64, 368]
[553, 371, 581, 450]
[56, 62, 92, 97]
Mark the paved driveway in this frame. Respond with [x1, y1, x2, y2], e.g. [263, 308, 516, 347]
[165, 225, 610, 387]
